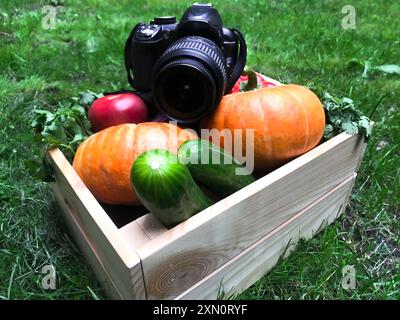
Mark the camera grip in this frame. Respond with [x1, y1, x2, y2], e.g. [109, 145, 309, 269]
[124, 23, 141, 88]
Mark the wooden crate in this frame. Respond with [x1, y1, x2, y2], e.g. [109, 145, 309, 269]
[47, 131, 366, 300]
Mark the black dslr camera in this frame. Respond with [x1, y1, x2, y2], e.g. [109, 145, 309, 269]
[124, 3, 247, 123]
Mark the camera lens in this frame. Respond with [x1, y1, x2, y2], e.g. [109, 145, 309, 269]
[152, 36, 227, 123]
[154, 59, 216, 119]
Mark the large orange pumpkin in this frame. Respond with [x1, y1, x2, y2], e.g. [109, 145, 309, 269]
[201, 84, 325, 169]
[73, 122, 197, 205]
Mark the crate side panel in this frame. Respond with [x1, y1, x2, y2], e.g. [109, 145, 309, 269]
[48, 149, 146, 300]
[138, 133, 365, 300]
[177, 174, 356, 299]
[54, 186, 125, 299]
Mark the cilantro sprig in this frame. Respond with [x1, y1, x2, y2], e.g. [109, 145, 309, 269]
[32, 104, 91, 152]
[308, 84, 374, 140]
[27, 91, 101, 181]
[321, 92, 373, 140]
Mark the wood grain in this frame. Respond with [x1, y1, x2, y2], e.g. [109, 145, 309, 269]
[50, 131, 365, 300]
[53, 186, 124, 299]
[176, 174, 356, 299]
[137, 132, 365, 299]
[48, 148, 147, 299]
[135, 214, 168, 240]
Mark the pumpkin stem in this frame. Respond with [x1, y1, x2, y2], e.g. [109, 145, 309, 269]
[242, 66, 258, 91]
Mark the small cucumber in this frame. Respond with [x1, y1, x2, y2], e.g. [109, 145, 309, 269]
[178, 139, 255, 197]
[130, 149, 214, 228]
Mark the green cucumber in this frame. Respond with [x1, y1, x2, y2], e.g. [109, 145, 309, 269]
[178, 139, 255, 197]
[130, 149, 214, 228]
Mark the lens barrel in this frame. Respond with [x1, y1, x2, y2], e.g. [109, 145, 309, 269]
[152, 36, 227, 123]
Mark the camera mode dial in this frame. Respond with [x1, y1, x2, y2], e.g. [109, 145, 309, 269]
[135, 24, 161, 40]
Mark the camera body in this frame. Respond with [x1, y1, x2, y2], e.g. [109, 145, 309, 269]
[124, 3, 246, 122]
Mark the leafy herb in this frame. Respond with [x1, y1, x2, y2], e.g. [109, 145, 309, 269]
[321, 92, 373, 140]
[347, 58, 400, 78]
[28, 91, 101, 181]
[308, 83, 374, 140]
[75, 90, 101, 106]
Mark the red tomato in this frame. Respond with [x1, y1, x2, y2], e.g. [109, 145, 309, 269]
[88, 93, 148, 132]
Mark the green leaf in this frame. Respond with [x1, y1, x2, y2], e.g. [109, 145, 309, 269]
[342, 97, 354, 105]
[71, 104, 86, 115]
[324, 124, 334, 139]
[78, 91, 97, 106]
[30, 91, 97, 182]
[374, 64, 400, 75]
[72, 132, 85, 144]
[341, 121, 359, 135]
[347, 58, 400, 77]
[318, 91, 373, 140]
[359, 116, 373, 137]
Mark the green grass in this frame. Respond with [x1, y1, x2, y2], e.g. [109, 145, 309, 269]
[1, 0, 399, 300]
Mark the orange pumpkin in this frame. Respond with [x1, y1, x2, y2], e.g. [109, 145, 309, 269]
[73, 122, 197, 205]
[201, 84, 325, 169]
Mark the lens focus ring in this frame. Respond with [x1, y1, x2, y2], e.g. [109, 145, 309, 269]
[153, 57, 216, 122]
[163, 37, 227, 85]
[152, 36, 228, 123]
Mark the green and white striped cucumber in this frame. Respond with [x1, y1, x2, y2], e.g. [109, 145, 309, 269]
[130, 149, 214, 228]
[178, 139, 255, 198]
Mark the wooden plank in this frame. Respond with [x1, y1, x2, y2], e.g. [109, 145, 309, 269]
[54, 186, 124, 299]
[355, 137, 367, 173]
[135, 214, 168, 240]
[118, 220, 151, 249]
[119, 214, 167, 251]
[137, 133, 365, 299]
[48, 148, 147, 300]
[176, 174, 356, 299]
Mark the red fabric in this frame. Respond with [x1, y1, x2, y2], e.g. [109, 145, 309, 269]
[231, 72, 277, 93]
